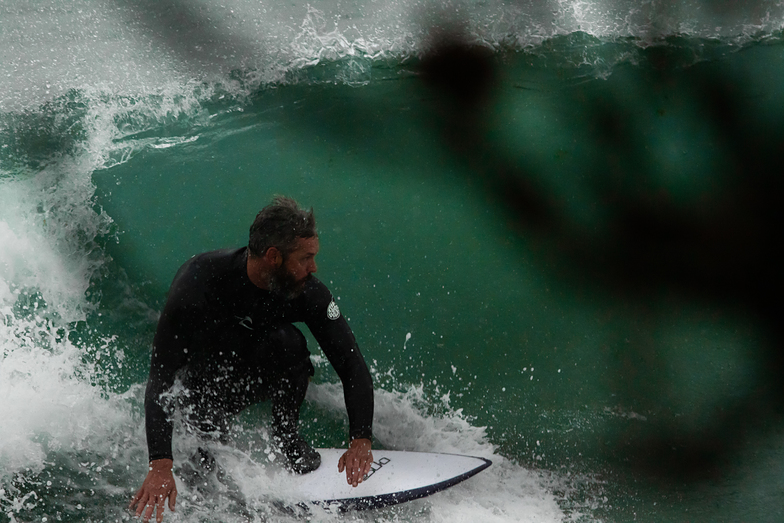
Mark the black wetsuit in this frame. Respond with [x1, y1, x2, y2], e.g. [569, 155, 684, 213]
[144, 247, 373, 462]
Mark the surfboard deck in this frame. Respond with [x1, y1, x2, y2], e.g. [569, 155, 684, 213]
[280, 449, 492, 511]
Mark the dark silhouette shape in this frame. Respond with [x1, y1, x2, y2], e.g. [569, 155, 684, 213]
[418, 31, 783, 482]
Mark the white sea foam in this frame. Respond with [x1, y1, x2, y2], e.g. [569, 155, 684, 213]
[157, 379, 583, 522]
[0, 197, 116, 481]
[0, 2, 777, 521]
[0, 258, 140, 520]
[0, 176, 101, 323]
[0, 88, 138, 517]
[299, 382, 575, 522]
[0, 329, 132, 475]
[2, 0, 782, 110]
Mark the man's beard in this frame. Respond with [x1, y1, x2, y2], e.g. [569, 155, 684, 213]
[269, 265, 310, 300]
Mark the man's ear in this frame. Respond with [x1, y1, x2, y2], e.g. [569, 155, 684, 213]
[264, 247, 283, 267]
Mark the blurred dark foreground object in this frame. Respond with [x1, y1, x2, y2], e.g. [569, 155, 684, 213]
[419, 32, 783, 482]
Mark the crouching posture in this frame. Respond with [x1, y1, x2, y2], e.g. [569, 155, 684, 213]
[129, 196, 374, 522]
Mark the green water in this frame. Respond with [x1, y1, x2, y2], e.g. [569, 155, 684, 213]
[82, 41, 784, 521]
[2, 0, 784, 512]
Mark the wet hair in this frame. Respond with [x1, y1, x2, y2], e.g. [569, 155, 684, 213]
[248, 196, 317, 257]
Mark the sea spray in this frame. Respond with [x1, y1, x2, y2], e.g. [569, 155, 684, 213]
[304, 379, 606, 522]
[0, 73, 152, 523]
[1, 1, 782, 522]
[4, 0, 782, 112]
[0, 184, 135, 522]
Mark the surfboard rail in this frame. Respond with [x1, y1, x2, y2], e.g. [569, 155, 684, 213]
[296, 449, 492, 511]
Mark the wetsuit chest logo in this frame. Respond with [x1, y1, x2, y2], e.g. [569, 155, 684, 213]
[327, 301, 340, 320]
[236, 316, 254, 330]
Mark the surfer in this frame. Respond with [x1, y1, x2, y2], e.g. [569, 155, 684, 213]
[129, 196, 374, 522]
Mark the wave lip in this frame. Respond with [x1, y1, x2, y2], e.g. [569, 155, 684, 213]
[2, 1, 783, 111]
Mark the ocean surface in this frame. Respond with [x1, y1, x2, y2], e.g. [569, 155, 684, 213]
[2, 1, 784, 522]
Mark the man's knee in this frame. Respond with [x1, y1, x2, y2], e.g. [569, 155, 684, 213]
[268, 323, 306, 352]
[266, 324, 312, 372]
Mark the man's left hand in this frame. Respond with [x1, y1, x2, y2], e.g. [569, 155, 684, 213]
[337, 438, 373, 487]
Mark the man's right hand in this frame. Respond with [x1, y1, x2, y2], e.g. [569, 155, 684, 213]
[129, 458, 177, 523]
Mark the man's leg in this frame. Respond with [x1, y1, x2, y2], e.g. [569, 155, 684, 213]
[265, 324, 321, 474]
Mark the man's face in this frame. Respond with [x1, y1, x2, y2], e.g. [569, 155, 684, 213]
[269, 236, 319, 299]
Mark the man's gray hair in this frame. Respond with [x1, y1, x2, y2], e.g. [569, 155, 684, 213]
[248, 196, 316, 257]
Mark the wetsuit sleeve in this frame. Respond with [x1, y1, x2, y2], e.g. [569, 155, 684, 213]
[145, 266, 201, 462]
[304, 286, 373, 441]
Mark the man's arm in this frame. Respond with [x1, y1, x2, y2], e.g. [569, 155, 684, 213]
[304, 285, 374, 485]
[315, 317, 375, 486]
[310, 312, 374, 440]
[144, 306, 192, 461]
[130, 290, 195, 521]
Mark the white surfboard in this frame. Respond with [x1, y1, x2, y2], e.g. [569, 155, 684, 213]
[280, 449, 492, 511]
